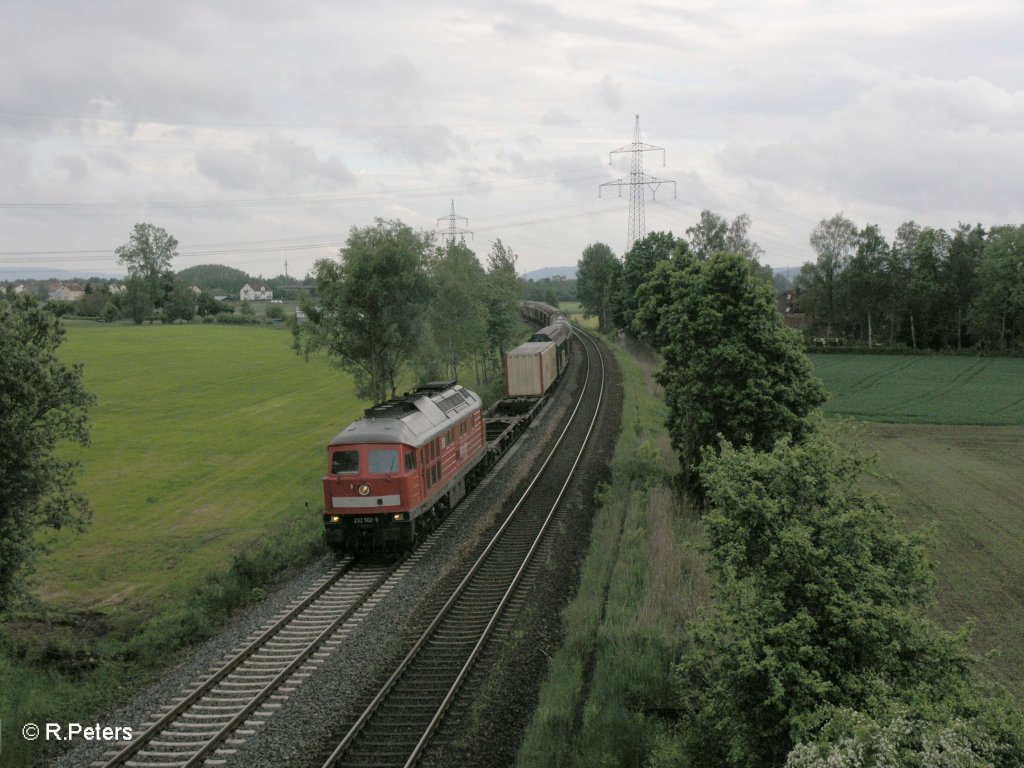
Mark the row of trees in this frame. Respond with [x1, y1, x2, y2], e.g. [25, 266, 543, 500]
[576, 210, 773, 333]
[799, 215, 1024, 351]
[597, 229, 1024, 765]
[294, 219, 522, 405]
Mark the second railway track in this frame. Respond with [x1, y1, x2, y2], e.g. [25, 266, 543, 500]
[322, 329, 606, 768]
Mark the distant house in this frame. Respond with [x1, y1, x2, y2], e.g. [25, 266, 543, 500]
[108, 282, 127, 294]
[190, 285, 202, 294]
[240, 283, 273, 301]
[48, 282, 85, 302]
[776, 290, 808, 332]
[13, 284, 26, 295]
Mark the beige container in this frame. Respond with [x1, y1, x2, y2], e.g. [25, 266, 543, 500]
[504, 341, 557, 396]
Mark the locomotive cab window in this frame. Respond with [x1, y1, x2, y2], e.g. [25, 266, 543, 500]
[331, 450, 359, 474]
[368, 448, 399, 475]
[405, 451, 416, 471]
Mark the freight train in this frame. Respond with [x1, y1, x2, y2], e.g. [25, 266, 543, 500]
[321, 301, 571, 551]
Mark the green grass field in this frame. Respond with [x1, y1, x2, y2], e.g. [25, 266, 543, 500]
[812, 353, 1024, 698]
[559, 301, 599, 330]
[37, 323, 362, 616]
[1, 323, 367, 766]
[848, 422, 1024, 699]
[809, 354, 1024, 425]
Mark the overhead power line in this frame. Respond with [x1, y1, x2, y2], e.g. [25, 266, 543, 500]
[599, 114, 676, 253]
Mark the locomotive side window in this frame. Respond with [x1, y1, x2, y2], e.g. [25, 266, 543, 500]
[405, 451, 416, 471]
[368, 449, 399, 474]
[331, 450, 359, 474]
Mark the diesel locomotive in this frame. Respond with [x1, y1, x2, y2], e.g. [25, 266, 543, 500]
[321, 301, 570, 551]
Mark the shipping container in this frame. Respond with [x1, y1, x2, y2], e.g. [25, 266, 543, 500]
[504, 341, 558, 397]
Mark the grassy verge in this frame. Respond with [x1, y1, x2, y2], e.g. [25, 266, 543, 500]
[0, 323, 365, 766]
[515, 336, 710, 767]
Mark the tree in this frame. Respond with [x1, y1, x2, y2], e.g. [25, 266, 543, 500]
[576, 241, 621, 332]
[687, 210, 765, 260]
[635, 251, 826, 493]
[429, 242, 488, 381]
[296, 219, 433, 404]
[946, 224, 985, 350]
[0, 297, 93, 610]
[808, 214, 858, 338]
[677, 433, 979, 768]
[970, 225, 1024, 351]
[837, 224, 890, 346]
[163, 279, 197, 323]
[483, 239, 521, 372]
[614, 230, 677, 331]
[116, 223, 179, 323]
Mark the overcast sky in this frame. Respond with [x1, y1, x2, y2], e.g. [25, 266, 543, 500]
[2, 0, 1023, 279]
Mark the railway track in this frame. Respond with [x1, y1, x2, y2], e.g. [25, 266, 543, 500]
[321, 329, 606, 768]
[95, 554, 412, 768]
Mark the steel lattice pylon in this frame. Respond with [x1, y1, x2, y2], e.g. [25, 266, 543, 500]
[436, 200, 472, 246]
[599, 115, 676, 253]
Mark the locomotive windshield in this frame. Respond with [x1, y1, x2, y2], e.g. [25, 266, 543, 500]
[331, 450, 359, 474]
[368, 448, 399, 475]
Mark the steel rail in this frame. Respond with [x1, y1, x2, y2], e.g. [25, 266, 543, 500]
[404, 329, 605, 766]
[100, 555, 403, 768]
[322, 329, 604, 767]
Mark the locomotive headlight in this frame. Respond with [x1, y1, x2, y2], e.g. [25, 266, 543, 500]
[329, 515, 341, 524]
[357, 483, 371, 496]
[392, 513, 407, 521]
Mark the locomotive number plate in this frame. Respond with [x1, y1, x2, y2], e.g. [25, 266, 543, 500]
[352, 516, 381, 525]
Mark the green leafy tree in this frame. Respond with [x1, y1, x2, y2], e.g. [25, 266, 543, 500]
[970, 225, 1024, 351]
[116, 223, 179, 323]
[163, 279, 197, 323]
[195, 291, 221, 317]
[614, 230, 677, 331]
[686, 209, 764, 257]
[576, 241, 621, 332]
[678, 433, 977, 768]
[808, 214, 858, 338]
[635, 251, 826, 492]
[837, 224, 890, 346]
[296, 218, 433, 404]
[0, 297, 93, 610]
[946, 223, 985, 350]
[430, 242, 488, 381]
[484, 239, 521, 370]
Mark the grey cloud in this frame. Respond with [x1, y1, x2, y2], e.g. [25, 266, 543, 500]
[367, 125, 465, 165]
[717, 76, 1024, 218]
[57, 155, 89, 183]
[599, 75, 623, 111]
[196, 134, 355, 191]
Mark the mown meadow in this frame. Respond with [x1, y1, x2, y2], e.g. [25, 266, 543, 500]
[0, 322, 365, 766]
[810, 353, 1024, 699]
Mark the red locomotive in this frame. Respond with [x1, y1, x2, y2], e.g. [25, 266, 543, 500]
[322, 302, 569, 551]
[322, 381, 486, 550]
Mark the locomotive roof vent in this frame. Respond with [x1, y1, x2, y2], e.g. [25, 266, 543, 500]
[414, 380, 458, 393]
[363, 398, 420, 419]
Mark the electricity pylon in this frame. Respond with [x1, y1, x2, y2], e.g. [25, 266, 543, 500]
[599, 114, 676, 253]
[437, 200, 473, 246]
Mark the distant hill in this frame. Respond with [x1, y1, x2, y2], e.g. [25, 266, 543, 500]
[773, 265, 804, 281]
[522, 266, 577, 281]
[177, 264, 251, 294]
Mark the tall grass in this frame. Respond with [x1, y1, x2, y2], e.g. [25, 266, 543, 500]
[515, 339, 710, 768]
